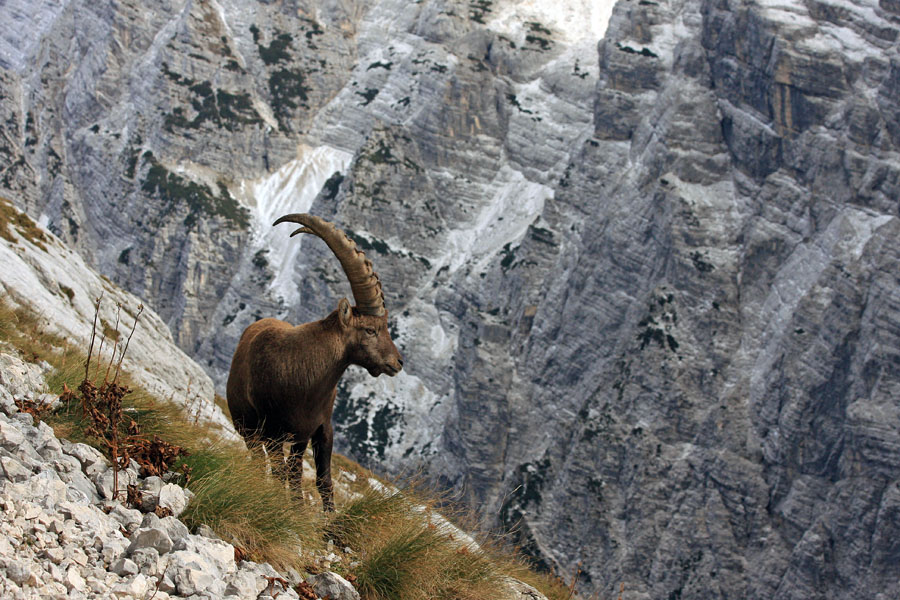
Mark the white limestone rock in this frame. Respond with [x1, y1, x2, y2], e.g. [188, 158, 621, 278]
[138, 475, 164, 511]
[126, 528, 173, 556]
[129, 547, 161, 577]
[157, 482, 191, 517]
[140, 513, 190, 545]
[308, 571, 360, 600]
[224, 569, 269, 599]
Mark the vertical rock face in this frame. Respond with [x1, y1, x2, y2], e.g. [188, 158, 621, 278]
[522, 0, 900, 596]
[2, 0, 900, 597]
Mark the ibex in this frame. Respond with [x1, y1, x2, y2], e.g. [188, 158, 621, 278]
[226, 214, 403, 510]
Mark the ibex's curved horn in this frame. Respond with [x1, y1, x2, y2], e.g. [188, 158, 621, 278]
[274, 213, 386, 316]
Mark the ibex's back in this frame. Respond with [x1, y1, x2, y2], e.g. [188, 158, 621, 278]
[226, 215, 402, 510]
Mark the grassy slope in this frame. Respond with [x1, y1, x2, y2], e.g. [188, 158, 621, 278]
[0, 214, 575, 599]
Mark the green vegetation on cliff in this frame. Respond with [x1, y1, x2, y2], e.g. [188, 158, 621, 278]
[140, 154, 249, 230]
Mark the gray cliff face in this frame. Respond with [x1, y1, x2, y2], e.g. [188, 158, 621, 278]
[520, 0, 900, 596]
[3, 0, 900, 597]
[1, 0, 361, 363]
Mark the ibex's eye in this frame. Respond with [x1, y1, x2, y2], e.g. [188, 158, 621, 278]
[365, 327, 376, 336]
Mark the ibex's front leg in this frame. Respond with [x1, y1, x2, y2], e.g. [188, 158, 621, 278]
[311, 422, 335, 511]
[286, 436, 309, 497]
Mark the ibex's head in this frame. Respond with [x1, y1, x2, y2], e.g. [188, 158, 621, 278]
[274, 213, 404, 377]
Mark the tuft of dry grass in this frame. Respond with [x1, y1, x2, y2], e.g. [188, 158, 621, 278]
[328, 487, 477, 600]
[213, 392, 231, 421]
[0, 299, 73, 366]
[178, 443, 326, 569]
[325, 482, 577, 600]
[481, 547, 576, 600]
[0, 296, 326, 569]
[0, 197, 48, 251]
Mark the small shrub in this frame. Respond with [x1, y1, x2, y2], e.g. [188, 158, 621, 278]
[269, 68, 309, 130]
[58, 283, 75, 303]
[141, 156, 249, 229]
[357, 88, 380, 106]
[256, 30, 293, 65]
[58, 298, 192, 500]
[14, 397, 53, 423]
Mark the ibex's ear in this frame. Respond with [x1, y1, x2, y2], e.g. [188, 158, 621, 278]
[337, 298, 352, 328]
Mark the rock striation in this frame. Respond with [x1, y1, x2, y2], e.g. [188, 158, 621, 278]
[2, 0, 900, 597]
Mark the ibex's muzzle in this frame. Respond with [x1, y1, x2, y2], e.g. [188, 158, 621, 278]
[384, 358, 403, 376]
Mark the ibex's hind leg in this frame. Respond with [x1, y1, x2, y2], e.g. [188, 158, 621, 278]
[311, 422, 335, 511]
[261, 438, 286, 479]
[234, 414, 282, 476]
[286, 436, 309, 499]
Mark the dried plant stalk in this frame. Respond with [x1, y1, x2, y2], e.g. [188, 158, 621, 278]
[68, 298, 184, 500]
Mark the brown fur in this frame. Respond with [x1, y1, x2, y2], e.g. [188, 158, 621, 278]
[226, 298, 402, 510]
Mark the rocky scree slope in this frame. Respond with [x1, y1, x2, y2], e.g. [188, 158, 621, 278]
[0, 349, 551, 600]
[2, 0, 900, 597]
[0, 349, 363, 600]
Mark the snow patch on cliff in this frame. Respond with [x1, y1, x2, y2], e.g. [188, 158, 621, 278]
[444, 165, 552, 273]
[344, 369, 447, 464]
[487, 0, 616, 44]
[336, 299, 455, 466]
[236, 144, 353, 307]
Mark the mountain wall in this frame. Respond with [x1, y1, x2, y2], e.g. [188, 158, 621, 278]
[2, 0, 900, 597]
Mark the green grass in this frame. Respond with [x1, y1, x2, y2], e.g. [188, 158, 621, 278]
[141, 154, 249, 229]
[356, 528, 442, 599]
[0, 294, 577, 598]
[329, 487, 479, 600]
[0, 299, 76, 368]
[325, 484, 574, 600]
[0, 296, 321, 565]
